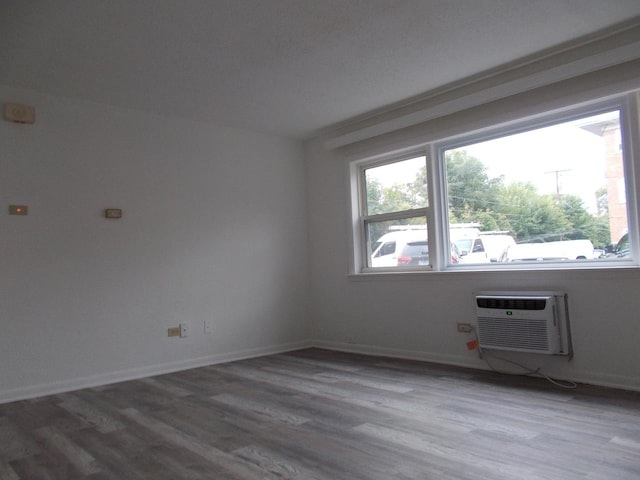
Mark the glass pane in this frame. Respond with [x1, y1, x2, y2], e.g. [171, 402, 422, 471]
[445, 110, 628, 264]
[365, 156, 427, 215]
[367, 219, 428, 268]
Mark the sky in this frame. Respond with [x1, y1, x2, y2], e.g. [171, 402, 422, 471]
[461, 112, 616, 213]
[368, 110, 619, 214]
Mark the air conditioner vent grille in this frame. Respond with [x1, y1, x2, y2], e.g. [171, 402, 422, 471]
[477, 316, 550, 351]
[476, 297, 546, 310]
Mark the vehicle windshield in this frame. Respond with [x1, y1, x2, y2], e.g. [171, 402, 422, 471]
[454, 238, 472, 253]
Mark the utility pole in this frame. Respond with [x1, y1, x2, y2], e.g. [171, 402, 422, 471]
[545, 169, 570, 203]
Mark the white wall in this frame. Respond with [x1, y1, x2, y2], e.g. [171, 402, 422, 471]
[0, 85, 310, 402]
[305, 132, 640, 392]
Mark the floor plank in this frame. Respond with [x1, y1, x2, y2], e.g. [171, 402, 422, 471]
[1, 348, 639, 479]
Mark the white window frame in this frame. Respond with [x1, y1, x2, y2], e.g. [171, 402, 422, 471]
[350, 92, 640, 274]
[352, 151, 431, 272]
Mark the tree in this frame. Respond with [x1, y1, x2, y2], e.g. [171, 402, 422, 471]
[584, 216, 612, 249]
[445, 150, 504, 229]
[365, 174, 427, 244]
[558, 194, 610, 247]
[496, 183, 570, 240]
[408, 165, 428, 208]
[365, 173, 426, 216]
[595, 186, 608, 216]
[365, 177, 384, 215]
[560, 195, 596, 239]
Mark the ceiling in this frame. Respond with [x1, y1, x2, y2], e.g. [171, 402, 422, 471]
[2, 1, 640, 139]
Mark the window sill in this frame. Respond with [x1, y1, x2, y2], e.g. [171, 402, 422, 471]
[349, 262, 640, 281]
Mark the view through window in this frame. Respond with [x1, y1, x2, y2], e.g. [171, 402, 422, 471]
[444, 109, 628, 264]
[359, 106, 633, 270]
[364, 156, 429, 268]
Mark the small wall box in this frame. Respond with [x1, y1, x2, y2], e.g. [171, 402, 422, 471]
[104, 208, 122, 219]
[3, 103, 36, 124]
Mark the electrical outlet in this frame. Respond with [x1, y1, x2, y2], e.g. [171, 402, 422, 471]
[204, 320, 212, 334]
[457, 323, 473, 333]
[167, 327, 180, 337]
[179, 322, 190, 338]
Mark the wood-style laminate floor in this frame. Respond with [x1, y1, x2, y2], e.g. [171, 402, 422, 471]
[1, 348, 639, 480]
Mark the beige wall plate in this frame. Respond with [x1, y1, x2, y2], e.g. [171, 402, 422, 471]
[4, 103, 35, 124]
[104, 208, 122, 219]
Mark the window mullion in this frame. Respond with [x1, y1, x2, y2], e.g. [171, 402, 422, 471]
[622, 92, 640, 262]
[427, 143, 446, 270]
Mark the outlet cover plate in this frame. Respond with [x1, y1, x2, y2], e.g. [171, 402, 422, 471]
[179, 322, 190, 338]
[457, 323, 473, 333]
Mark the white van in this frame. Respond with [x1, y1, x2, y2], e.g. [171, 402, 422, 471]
[498, 239, 595, 262]
[545, 239, 595, 259]
[451, 233, 517, 264]
[479, 234, 517, 262]
[453, 236, 489, 263]
[450, 225, 484, 263]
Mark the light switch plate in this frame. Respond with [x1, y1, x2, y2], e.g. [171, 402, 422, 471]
[104, 208, 122, 219]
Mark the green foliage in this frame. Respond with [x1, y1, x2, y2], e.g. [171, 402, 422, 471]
[595, 186, 608, 216]
[497, 184, 570, 240]
[365, 177, 384, 214]
[365, 174, 427, 244]
[446, 151, 509, 232]
[365, 167, 427, 215]
[585, 216, 612, 249]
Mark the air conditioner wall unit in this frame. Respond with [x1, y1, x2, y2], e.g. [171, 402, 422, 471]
[475, 291, 572, 356]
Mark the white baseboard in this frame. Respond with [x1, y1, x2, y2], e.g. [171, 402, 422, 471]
[312, 340, 485, 370]
[0, 340, 312, 404]
[311, 340, 640, 393]
[3, 338, 639, 403]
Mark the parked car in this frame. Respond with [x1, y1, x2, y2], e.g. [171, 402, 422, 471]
[397, 241, 429, 266]
[370, 230, 428, 267]
[602, 233, 630, 258]
[397, 241, 461, 266]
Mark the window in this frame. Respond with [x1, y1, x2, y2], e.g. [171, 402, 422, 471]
[360, 155, 429, 268]
[353, 94, 638, 272]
